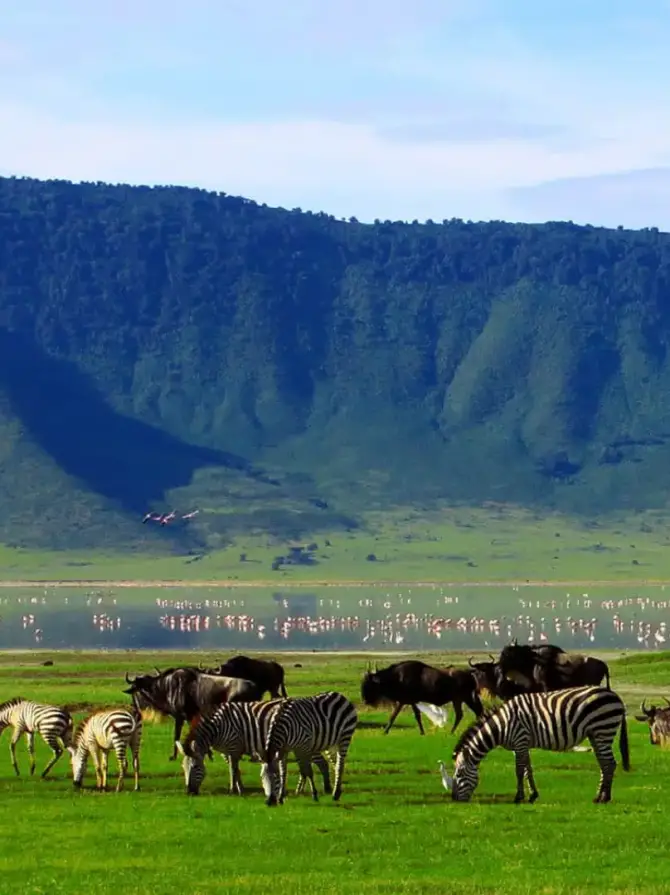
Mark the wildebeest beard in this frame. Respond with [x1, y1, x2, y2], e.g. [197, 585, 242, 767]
[360, 673, 385, 707]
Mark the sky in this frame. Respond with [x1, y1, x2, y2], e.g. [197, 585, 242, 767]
[2, 0, 670, 230]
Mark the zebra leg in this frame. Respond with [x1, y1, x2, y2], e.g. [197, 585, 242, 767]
[525, 758, 539, 803]
[91, 748, 103, 790]
[314, 753, 332, 794]
[591, 738, 616, 803]
[513, 749, 533, 803]
[115, 745, 128, 793]
[132, 744, 140, 792]
[297, 755, 318, 801]
[9, 729, 22, 776]
[101, 749, 111, 791]
[26, 731, 36, 776]
[40, 734, 63, 779]
[332, 749, 348, 802]
[279, 757, 287, 803]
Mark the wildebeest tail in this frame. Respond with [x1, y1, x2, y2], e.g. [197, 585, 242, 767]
[619, 712, 630, 771]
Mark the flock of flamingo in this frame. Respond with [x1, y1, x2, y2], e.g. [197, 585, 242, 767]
[3, 584, 670, 650]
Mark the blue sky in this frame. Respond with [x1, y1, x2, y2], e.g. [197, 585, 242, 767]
[2, 0, 670, 229]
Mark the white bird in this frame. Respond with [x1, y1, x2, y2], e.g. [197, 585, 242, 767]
[416, 702, 449, 728]
[438, 760, 454, 791]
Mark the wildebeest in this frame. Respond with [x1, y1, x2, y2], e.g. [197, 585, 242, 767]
[204, 655, 288, 699]
[497, 642, 610, 692]
[467, 656, 529, 701]
[360, 660, 484, 735]
[123, 667, 263, 760]
[634, 698, 670, 746]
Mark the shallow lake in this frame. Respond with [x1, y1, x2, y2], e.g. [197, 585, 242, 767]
[0, 583, 668, 652]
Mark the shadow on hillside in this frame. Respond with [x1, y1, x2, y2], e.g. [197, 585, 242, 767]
[0, 328, 276, 515]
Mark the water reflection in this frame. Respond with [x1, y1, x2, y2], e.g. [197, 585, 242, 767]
[1, 584, 670, 651]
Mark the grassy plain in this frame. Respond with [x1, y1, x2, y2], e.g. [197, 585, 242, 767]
[0, 649, 667, 894]
[3, 504, 670, 585]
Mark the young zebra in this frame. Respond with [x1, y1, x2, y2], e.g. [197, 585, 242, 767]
[0, 697, 73, 778]
[68, 707, 143, 792]
[446, 685, 630, 804]
[175, 699, 332, 796]
[263, 690, 358, 807]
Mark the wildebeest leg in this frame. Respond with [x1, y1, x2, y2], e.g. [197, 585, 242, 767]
[450, 701, 464, 734]
[313, 753, 332, 794]
[170, 716, 185, 761]
[384, 702, 407, 734]
[590, 736, 616, 803]
[409, 704, 426, 736]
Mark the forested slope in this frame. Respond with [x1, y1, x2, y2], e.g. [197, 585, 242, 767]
[2, 175, 670, 548]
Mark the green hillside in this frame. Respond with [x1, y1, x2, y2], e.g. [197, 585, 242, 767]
[2, 174, 670, 553]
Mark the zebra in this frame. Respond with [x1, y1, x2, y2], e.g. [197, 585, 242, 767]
[262, 691, 358, 807]
[446, 685, 630, 804]
[0, 697, 73, 778]
[67, 707, 143, 792]
[175, 699, 333, 796]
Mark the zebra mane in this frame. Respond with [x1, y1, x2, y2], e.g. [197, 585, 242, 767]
[0, 697, 25, 712]
[72, 717, 89, 746]
[452, 705, 502, 758]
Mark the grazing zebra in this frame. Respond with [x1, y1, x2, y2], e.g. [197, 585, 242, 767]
[262, 691, 358, 807]
[175, 698, 332, 796]
[446, 685, 629, 804]
[68, 707, 143, 792]
[0, 697, 73, 778]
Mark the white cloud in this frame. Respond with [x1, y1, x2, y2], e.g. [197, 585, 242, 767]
[2, 1, 670, 228]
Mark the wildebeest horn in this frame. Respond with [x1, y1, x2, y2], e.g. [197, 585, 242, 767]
[124, 672, 134, 685]
[468, 657, 476, 668]
[641, 700, 651, 717]
[154, 667, 162, 675]
[488, 654, 495, 663]
[663, 697, 670, 708]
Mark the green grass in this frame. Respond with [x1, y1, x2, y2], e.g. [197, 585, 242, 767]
[0, 650, 667, 894]
[4, 503, 670, 584]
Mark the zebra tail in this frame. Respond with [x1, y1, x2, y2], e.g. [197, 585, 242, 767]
[619, 712, 630, 772]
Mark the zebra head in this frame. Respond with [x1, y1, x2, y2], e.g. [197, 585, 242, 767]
[175, 740, 206, 795]
[449, 750, 480, 802]
[66, 743, 88, 788]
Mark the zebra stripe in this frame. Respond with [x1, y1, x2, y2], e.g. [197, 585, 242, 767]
[449, 685, 629, 804]
[68, 708, 143, 792]
[0, 697, 73, 778]
[263, 691, 358, 806]
[178, 699, 333, 796]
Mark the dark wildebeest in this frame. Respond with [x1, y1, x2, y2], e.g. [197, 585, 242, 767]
[634, 698, 670, 746]
[467, 656, 529, 701]
[123, 667, 263, 760]
[497, 642, 611, 692]
[360, 660, 484, 735]
[204, 656, 288, 699]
